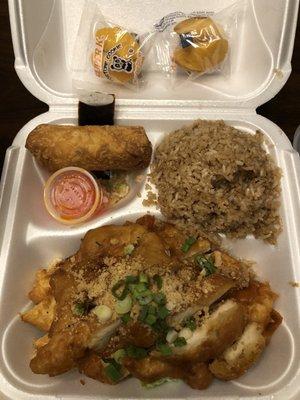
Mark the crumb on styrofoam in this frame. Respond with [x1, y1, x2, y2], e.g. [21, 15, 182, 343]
[142, 191, 158, 207]
[135, 175, 144, 183]
[289, 281, 300, 288]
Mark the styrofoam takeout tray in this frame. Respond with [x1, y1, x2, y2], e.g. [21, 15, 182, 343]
[0, 0, 300, 399]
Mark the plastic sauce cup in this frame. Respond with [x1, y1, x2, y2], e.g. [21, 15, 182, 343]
[44, 167, 102, 225]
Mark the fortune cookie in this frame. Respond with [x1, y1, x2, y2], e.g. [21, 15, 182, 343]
[173, 17, 228, 74]
[93, 26, 143, 84]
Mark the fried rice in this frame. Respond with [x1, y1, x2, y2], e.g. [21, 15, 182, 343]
[150, 120, 282, 244]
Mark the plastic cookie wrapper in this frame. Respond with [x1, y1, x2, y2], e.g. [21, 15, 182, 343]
[154, 1, 247, 86]
[72, 0, 155, 93]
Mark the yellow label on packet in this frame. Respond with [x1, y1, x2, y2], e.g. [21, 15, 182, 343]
[93, 27, 143, 84]
[93, 35, 105, 74]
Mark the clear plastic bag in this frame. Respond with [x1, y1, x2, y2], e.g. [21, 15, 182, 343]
[154, 2, 246, 84]
[72, 0, 155, 92]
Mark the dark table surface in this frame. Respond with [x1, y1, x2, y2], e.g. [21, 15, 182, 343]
[0, 0, 299, 174]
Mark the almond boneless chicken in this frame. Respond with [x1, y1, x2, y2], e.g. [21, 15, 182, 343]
[21, 215, 282, 389]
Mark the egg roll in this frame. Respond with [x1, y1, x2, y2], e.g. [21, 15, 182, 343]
[25, 124, 152, 172]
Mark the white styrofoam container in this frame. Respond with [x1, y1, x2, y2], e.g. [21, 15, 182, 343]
[0, 0, 300, 399]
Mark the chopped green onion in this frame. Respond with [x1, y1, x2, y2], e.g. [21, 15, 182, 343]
[166, 330, 178, 344]
[181, 237, 197, 253]
[174, 337, 187, 347]
[139, 273, 149, 284]
[157, 343, 172, 356]
[195, 255, 216, 276]
[128, 283, 137, 293]
[184, 317, 196, 331]
[137, 293, 153, 305]
[153, 274, 162, 289]
[92, 305, 112, 322]
[113, 349, 126, 364]
[104, 363, 123, 382]
[153, 292, 166, 305]
[125, 275, 139, 284]
[125, 345, 148, 359]
[115, 295, 132, 315]
[135, 282, 148, 293]
[152, 319, 169, 334]
[132, 283, 152, 299]
[73, 302, 86, 316]
[111, 280, 128, 300]
[138, 305, 149, 322]
[121, 313, 132, 324]
[145, 314, 157, 325]
[157, 306, 170, 320]
[147, 304, 157, 315]
[124, 244, 135, 256]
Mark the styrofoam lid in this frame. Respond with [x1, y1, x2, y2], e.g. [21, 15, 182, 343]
[8, 0, 299, 108]
[293, 125, 300, 152]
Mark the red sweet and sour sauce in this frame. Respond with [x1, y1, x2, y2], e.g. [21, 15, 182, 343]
[44, 167, 102, 224]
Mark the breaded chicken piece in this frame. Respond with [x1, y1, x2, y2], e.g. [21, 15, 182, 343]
[123, 356, 213, 390]
[78, 352, 116, 384]
[21, 296, 56, 332]
[123, 356, 183, 382]
[79, 223, 172, 266]
[212, 251, 251, 288]
[209, 322, 265, 380]
[170, 300, 247, 361]
[263, 309, 282, 344]
[25, 124, 152, 172]
[133, 231, 172, 266]
[34, 334, 50, 349]
[135, 215, 156, 231]
[28, 259, 60, 303]
[30, 264, 119, 376]
[183, 239, 211, 258]
[77, 224, 148, 260]
[248, 283, 278, 327]
[229, 281, 278, 327]
[155, 223, 188, 258]
[184, 362, 214, 390]
[79, 352, 129, 385]
[168, 274, 235, 327]
[118, 322, 157, 348]
[28, 269, 52, 304]
[209, 282, 282, 380]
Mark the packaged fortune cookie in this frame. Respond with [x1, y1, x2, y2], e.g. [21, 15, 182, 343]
[72, 0, 154, 92]
[92, 26, 143, 85]
[172, 17, 228, 75]
[154, 2, 245, 84]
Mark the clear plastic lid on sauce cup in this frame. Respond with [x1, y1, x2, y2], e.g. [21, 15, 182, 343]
[44, 167, 103, 225]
